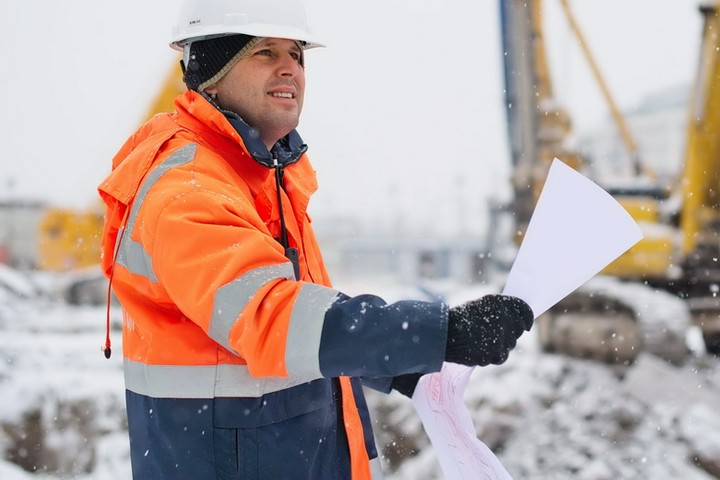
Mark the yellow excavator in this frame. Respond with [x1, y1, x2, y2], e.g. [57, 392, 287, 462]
[34, 61, 184, 304]
[497, 0, 720, 360]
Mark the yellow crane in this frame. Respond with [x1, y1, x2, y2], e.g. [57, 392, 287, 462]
[38, 60, 185, 272]
[498, 0, 720, 358]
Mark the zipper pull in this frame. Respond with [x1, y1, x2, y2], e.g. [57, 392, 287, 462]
[286, 247, 300, 280]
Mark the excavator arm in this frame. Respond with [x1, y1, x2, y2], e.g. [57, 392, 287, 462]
[496, 0, 720, 361]
[677, 3, 720, 352]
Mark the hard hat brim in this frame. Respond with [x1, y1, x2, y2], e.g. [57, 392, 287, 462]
[170, 24, 325, 51]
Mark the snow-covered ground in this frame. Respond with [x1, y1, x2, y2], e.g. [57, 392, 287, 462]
[1, 269, 719, 479]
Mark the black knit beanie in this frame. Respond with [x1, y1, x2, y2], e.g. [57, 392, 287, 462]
[183, 34, 261, 91]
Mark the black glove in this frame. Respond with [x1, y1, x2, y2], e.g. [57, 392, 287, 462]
[390, 373, 423, 398]
[445, 294, 533, 367]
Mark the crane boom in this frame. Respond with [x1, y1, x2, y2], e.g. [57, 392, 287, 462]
[497, 0, 720, 358]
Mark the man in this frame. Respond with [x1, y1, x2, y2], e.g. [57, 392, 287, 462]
[98, 0, 533, 478]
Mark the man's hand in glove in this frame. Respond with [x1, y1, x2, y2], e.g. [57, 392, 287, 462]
[390, 373, 423, 398]
[445, 294, 533, 367]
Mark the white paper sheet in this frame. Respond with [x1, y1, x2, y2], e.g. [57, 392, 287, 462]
[413, 159, 643, 479]
[502, 159, 644, 318]
[413, 362, 513, 480]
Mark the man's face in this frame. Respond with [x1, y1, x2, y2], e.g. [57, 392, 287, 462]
[208, 38, 306, 149]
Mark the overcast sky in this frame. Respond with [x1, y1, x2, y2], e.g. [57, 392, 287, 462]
[0, 0, 702, 236]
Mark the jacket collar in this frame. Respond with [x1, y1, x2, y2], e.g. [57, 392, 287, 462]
[198, 91, 308, 169]
[176, 89, 318, 228]
[101, 89, 317, 211]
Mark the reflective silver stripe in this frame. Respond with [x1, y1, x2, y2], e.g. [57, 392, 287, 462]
[116, 143, 198, 282]
[209, 263, 296, 352]
[285, 283, 339, 378]
[124, 359, 321, 398]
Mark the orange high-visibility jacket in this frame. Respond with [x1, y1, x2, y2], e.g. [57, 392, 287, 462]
[99, 90, 447, 479]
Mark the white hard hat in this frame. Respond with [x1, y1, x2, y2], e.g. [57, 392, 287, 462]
[170, 0, 324, 50]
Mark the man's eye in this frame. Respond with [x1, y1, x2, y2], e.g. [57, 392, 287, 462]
[255, 49, 273, 57]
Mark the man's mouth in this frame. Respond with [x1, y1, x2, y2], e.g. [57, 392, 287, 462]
[269, 92, 294, 99]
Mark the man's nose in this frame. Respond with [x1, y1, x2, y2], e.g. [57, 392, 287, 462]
[277, 54, 302, 76]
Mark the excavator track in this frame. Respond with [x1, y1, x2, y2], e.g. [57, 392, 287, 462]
[687, 297, 720, 355]
[537, 277, 691, 364]
[499, 0, 720, 361]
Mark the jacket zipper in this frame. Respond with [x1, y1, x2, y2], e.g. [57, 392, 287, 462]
[273, 158, 301, 280]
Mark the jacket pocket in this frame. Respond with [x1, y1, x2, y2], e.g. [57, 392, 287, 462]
[212, 379, 351, 480]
